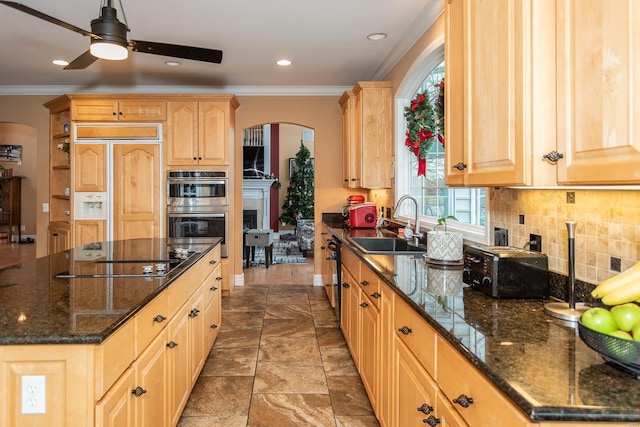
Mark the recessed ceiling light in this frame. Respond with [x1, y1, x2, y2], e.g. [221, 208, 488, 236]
[52, 59, 69, 66]
[165, 60, 182, 67]
[367, 32, 388, 41]
[277, 59, 292, 66]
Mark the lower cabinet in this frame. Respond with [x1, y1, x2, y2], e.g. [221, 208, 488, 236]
[48, 222, 71, 254]
[133, 331, 168, 427]
[358, 291, 379, 411]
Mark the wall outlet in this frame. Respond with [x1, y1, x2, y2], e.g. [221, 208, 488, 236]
[42, 203, 49, 213]
[530, 234, 542, 252]
[21, 375, 46, 414]
[494, 228, 508, 246]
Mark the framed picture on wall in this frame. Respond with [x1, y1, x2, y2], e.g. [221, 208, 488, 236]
[289, 158, 314, 178]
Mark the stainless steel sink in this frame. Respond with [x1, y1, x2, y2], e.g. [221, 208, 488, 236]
[348, 237, 426, 254]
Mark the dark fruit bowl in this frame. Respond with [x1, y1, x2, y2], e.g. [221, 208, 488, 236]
[578, 320, 640, 377]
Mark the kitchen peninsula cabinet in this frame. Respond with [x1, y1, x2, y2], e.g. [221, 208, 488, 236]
[339, 82, 393, 189]
[445, 0, 557, 187]
[555, 1, 640, 184]
[166, 97, 239, 167]
[71, 99, 166, 122]
[320, 227, 336, 307]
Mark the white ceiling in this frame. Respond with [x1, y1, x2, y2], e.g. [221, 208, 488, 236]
[0, 0, 443, 95]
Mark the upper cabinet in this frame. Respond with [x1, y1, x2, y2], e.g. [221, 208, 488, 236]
[340, 82, 393, 189]
[166, 97, 239, 167]
[446, 0, 640, 187]
[445, 0, 557, 187]
[555, 0, 640, 184]
[71, 99, 166, 122]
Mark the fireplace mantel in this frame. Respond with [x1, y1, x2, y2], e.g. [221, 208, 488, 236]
[243, 179, 276, 230]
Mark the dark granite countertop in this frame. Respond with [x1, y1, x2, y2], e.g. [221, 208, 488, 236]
[325, 222, 640, 423]
[0, 238, 219, 346]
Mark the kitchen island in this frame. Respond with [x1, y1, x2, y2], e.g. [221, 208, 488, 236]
[0, 238, 223, 426]
[326, 224, 640, 426]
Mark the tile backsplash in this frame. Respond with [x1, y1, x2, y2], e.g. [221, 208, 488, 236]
[490, 188, 640, 286]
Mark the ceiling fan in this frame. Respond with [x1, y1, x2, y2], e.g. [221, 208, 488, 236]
[0, 0, 223, 69]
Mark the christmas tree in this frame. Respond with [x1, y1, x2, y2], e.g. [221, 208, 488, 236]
[280, 141, 314, 225]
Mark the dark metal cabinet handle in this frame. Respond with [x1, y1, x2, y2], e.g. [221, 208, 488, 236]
[209, 259, 217, 265]
[215, 276, 223, 281]
[189, 308, 200, 318]
[453, 162, 467, 171]
[542, 151, 564, 163]
[321, 245, 326, 250]
[193, 157, 197, 160]
[326, 256, 333, 261]
[198, 157, 202, 160]
[210, 324, 218, 329]
[153, 314, 166, 323]
[342, 282, 350, 288]
[210, 286, 218, 292]
[453, 394, 474, 408]
[131, 386, 147, 397]
[360, 280, 369, 286]
[417, 404, 433, 414]
[112, 112, 117, 116]
[167, 341, 178, 349]
[370, 292, 381, 299]
[360, 302, 369, 308]
[423, 415, 441, 426]
[398, 326, 413, 335]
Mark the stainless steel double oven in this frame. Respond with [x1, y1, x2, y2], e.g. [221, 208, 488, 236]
[167, 171, 229, 257]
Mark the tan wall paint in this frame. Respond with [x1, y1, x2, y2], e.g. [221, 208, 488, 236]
[0, 96, 52, 257]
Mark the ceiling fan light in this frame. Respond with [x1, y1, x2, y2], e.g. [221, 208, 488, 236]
[90, 40, 129, 60]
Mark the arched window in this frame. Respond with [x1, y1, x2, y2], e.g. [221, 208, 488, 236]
[395, 43, 488, 242]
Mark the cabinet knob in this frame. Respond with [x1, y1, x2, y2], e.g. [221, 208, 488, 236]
[189, 308, 200, 318]
[417, 404, 433, 414]
[360, 302, 369, 308]
[216, 276, 223, 281]
[452, 162, 467, 171]
[360, 280, 369, 286]
[210, 286, 218, 292]
[342, 282, 350, 288]
[453, 394, 474, 408]
[193, 157, 197, 160]
[112, 112, 117, 116]
[153, 314, 166, 323]
[198, 157, 202, 160]
[167, 341, 178, 349]
[210, 324, 218, 329]
[209, 259, 217, 265]
[131, 386, 147, 397]
[423, 415, 441, 426]
[542, 151, 564, 163]
[398, 326, 413, 335]
[370, 292, 381, 299]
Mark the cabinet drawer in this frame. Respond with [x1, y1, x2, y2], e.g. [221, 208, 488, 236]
[167, 255, 211, 316]
[134, 290, 169, 357]
[94, 319, 135, 398]
[203, 263, 222, 309]
[436, 336, 531, 427]
[359, 265, 381, 309]
[341, 247, 360, 279]
[394, 297, 436, 377]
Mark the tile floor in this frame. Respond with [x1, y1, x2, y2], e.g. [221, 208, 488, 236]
[177, 283, 380, 426]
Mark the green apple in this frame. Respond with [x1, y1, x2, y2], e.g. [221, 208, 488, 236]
[608, 330, 633, 340]
[581, 307, 617, 334]
[611, 303, 640, 331]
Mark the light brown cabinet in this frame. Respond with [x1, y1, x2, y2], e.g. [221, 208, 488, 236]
[71, 99, 166, 122]
[49, 222, 71, 254]
[166, 97, 239, 167]
[75, 220, 106, 247]
[555, 0, 640, 184]
[320, 228, 336, 306]
[445, 0, 557, 187]
[339, 82, 393, 189]
[75, 144, 106, 192]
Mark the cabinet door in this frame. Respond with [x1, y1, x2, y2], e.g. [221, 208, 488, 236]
[396, 338, 439, 427]
[49, 225, 71, 254]
[339, 269, 352, 342]
[188, 288, 206, 385]
[118, 100, 166, 122]
[378, 283, 395, 427]
[359, 293, 379, 412]
[166, 101, 199, 166]
[199, 101, 229, 165]
[167, 305, 190, 426]
[75, 220, 106, 246]
[75, 144, 106, 192]
[133, 331, 167, 427]
[96, 367, 136, 427]
[346, 272, 361, 367]
[339, 90, 359, 188]
[436, 393, 468, 427]
[72, 99, 119, 122]
[556, 0, 640, 184]
[112, 144, 161, 241]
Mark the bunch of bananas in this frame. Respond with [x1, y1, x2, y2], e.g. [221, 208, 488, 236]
[592, 261, 640, 306]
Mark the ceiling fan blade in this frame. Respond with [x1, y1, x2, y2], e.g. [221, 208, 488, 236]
[64, 50, 99, 70]
[0, 1, 97, 38]
[130, 40, 223, 64]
